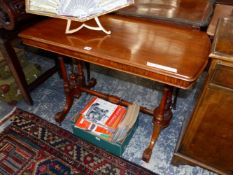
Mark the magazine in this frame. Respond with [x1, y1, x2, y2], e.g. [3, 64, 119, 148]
[75, 97, 126, 141]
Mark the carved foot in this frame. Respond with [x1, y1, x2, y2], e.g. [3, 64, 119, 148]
[142, 125, 161, 162]
[55, 111, 66, 124]
[54, 93, 74, 124]
[143, 148, 153, 162]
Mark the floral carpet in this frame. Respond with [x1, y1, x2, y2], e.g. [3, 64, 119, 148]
[0, 108, 155, 175]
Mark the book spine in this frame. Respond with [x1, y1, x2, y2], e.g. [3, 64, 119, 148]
[105, 106, 126, 129]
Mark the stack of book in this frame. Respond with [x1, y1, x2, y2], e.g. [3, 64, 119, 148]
[74, 97, 139, 143]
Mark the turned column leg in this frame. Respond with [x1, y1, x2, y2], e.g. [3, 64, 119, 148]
[76, 60, 96, 89]
[76, 60, 86, 87]
[55, 56, 74, 123]
[142, 85, 173, 162]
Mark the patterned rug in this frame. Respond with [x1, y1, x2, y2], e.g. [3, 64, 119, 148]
[0, 108, 156, 175]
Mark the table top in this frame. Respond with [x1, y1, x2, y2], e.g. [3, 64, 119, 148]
[116, 0, 215, 28]
[207, 4, 233, 36]
[216, 0, 233, 5]
[19, 15, 210, 89]
[210, 17, 233, 61]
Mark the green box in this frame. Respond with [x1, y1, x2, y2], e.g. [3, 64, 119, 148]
[72, 119, 138, 156]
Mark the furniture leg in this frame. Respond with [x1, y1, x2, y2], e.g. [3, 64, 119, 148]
[69, 59, 86, 97]
[143, 85, 173, 162]
[76, 60, 86, 87]
[0, 38, 33, 105]
[55, 59, 97, 123]
[55, 56, 74, 123]
[55, 58, 62, 78]
[172, 88, 179, 110]
[76, 60, 96, 89]
[85, 62, 90, 82]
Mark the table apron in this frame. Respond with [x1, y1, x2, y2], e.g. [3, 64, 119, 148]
[22, 38, 195, 89]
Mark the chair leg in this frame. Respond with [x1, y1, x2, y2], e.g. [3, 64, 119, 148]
[0, 38, 33, 105]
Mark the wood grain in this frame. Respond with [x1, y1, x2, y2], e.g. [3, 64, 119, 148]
[19, 15, 211, 89]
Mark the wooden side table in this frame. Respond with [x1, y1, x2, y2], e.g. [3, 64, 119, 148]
[19, 15, 210, 162]
[172, 17, 233, 175]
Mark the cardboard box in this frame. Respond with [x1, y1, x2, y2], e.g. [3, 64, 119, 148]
[72, 119, 138, 156]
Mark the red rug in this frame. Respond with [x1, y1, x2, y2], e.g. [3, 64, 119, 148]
[0, 108, 156, 175]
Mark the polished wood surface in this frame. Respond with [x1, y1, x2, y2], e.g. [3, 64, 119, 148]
[19, 15, 210, 162]
[207, 4, 233, 37]
[172, 17, 233, 175]
[116, 0, 214, 28]
[210, 18, 233, 60]
[19, 15, 210, 89]
[216, 0, 233, 5]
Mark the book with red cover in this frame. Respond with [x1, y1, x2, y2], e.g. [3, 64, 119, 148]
[75, 97, 126, 141]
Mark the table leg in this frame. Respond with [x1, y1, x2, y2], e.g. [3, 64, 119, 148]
[55, 58, 96, 123]
[172, 88, 179, 110]
[55, 56, 74, 123]
[75, 60, 96, 89]
[143, 85, 173, 162]
[85, 62, 90, 82]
